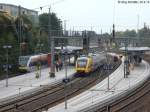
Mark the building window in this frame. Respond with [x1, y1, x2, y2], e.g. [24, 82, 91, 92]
[0, 5, 3, 9]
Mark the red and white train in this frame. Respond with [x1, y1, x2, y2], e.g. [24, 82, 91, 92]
[19, 53, 51, 72]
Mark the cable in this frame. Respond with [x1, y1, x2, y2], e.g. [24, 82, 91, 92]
[33, 0, 66, 10]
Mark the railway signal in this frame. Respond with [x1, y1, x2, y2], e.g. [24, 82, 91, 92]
[82, 30, 89, 55]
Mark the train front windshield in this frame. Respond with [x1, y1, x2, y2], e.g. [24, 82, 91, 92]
[19, 56, 30, 66]
[77, 59, 87, 68]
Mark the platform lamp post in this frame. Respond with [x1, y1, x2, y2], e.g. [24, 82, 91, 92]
[64, 48, 69, 80]
[64, 49, 68, 110]
[124, 42, 129, 78]
[62, 48, 70, 110]
[124, 43, 127, 78]
[103, 42, 113, 90]
[3, 45, 12, 87]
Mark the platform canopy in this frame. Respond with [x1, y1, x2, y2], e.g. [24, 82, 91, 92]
[55, 46, 83, 54]
[120, 47, 150, 52]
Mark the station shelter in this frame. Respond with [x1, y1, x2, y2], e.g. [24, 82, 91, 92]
[55, 46, 83, 65]
[120, 47, 150, 72]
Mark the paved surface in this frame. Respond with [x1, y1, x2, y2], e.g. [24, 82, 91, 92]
[0, 66, 75, 100]
[46, 58, 150, 112]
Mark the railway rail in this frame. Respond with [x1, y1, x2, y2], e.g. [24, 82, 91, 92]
[0, 60, 120, 112]
[83, 77, 150, 112]
[81, 55, 150, 112]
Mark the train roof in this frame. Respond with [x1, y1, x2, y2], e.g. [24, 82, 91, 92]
[20, 54, 47, 59]
[78, 53, 102, 59]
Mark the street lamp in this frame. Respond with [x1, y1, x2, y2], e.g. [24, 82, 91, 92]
[62, 48, 70, 110]
[124, 42, 130, 78]
[3, 45, 12, 87]
[64, 49, 68, 109]
[103, 42, 113, 90]
[64, 48, 68, 82]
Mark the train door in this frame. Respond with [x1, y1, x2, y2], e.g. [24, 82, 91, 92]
[47, 53, 51, 67]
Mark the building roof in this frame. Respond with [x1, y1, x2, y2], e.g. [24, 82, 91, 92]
[120, 47, 150, 52]
[55, 46, 83, 54]
[0, 3, 38, 14]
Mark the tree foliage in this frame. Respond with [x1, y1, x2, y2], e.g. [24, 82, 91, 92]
[39, 13, 65, 47]
[0, 13, 19, 75]
[0, 12, 63, 76]
[39, 13, 62, 34]
[138, 26, 150, 38]
[115, 30, 137, 37]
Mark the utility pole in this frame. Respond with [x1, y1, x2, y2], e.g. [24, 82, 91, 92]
[64, 51, 68, 110]
[49, 7, 55, 77]
[124, 42, 129, 78]
[103, 42, 110, 90]
[137, 14, 140, 47]
[38, 42, 43, 78]
[106, 47, 110, 90]
[112, 24, 115, 40]
[124, 43, 127, 78]
[40, 7, 43, 14]
[82, 30, 89, 55]
[64, 20, 67, 31]
[18, 5, 22, 56]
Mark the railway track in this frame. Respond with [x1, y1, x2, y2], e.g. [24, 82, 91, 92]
[82, 56, 150, 112]
[90, 77, 150, 112]
[0, 60, 120, 112]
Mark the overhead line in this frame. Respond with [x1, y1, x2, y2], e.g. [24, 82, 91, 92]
[32, 0, 66, 10]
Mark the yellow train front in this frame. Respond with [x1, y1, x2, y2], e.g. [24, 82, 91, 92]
[75, 56, 92, 73]
[75, 53, 105, 73]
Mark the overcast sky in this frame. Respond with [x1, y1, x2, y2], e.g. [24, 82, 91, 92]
[1, 0, 150, 33]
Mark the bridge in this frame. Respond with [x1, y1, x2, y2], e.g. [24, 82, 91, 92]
[49, 30, 150, 48]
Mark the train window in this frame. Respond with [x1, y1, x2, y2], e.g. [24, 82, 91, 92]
[19, 56, 30, 66]
[0, 6, 3, 9]
[29, 61, 38, 67]
[114, 56, 118, 62]
[77, 59, 87, 67]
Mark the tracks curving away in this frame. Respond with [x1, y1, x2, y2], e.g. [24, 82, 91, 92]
[0, 61, 120, 112]
[82, 57, 150, 112]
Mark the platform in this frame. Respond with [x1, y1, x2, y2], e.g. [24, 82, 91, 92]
[46, 58, 150, 112]
[0, 66, 75, 100]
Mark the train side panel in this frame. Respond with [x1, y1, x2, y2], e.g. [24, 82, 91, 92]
[19, 53, 52, 72]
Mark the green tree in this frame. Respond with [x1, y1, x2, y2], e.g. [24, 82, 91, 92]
[39, 13, 62, 34]
[116, 30, 137, 38]
[115, 31, 124, 37]
[123, 30, 136, 37]
[138, 26, 150, 38]
[39, 13, 64, 47]
[0, 13, 18, 75]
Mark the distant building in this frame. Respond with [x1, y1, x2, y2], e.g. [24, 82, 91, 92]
[0, 3, 38, 24]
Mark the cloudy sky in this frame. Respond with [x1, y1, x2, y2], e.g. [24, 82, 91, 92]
[1, 0, 150, 33]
